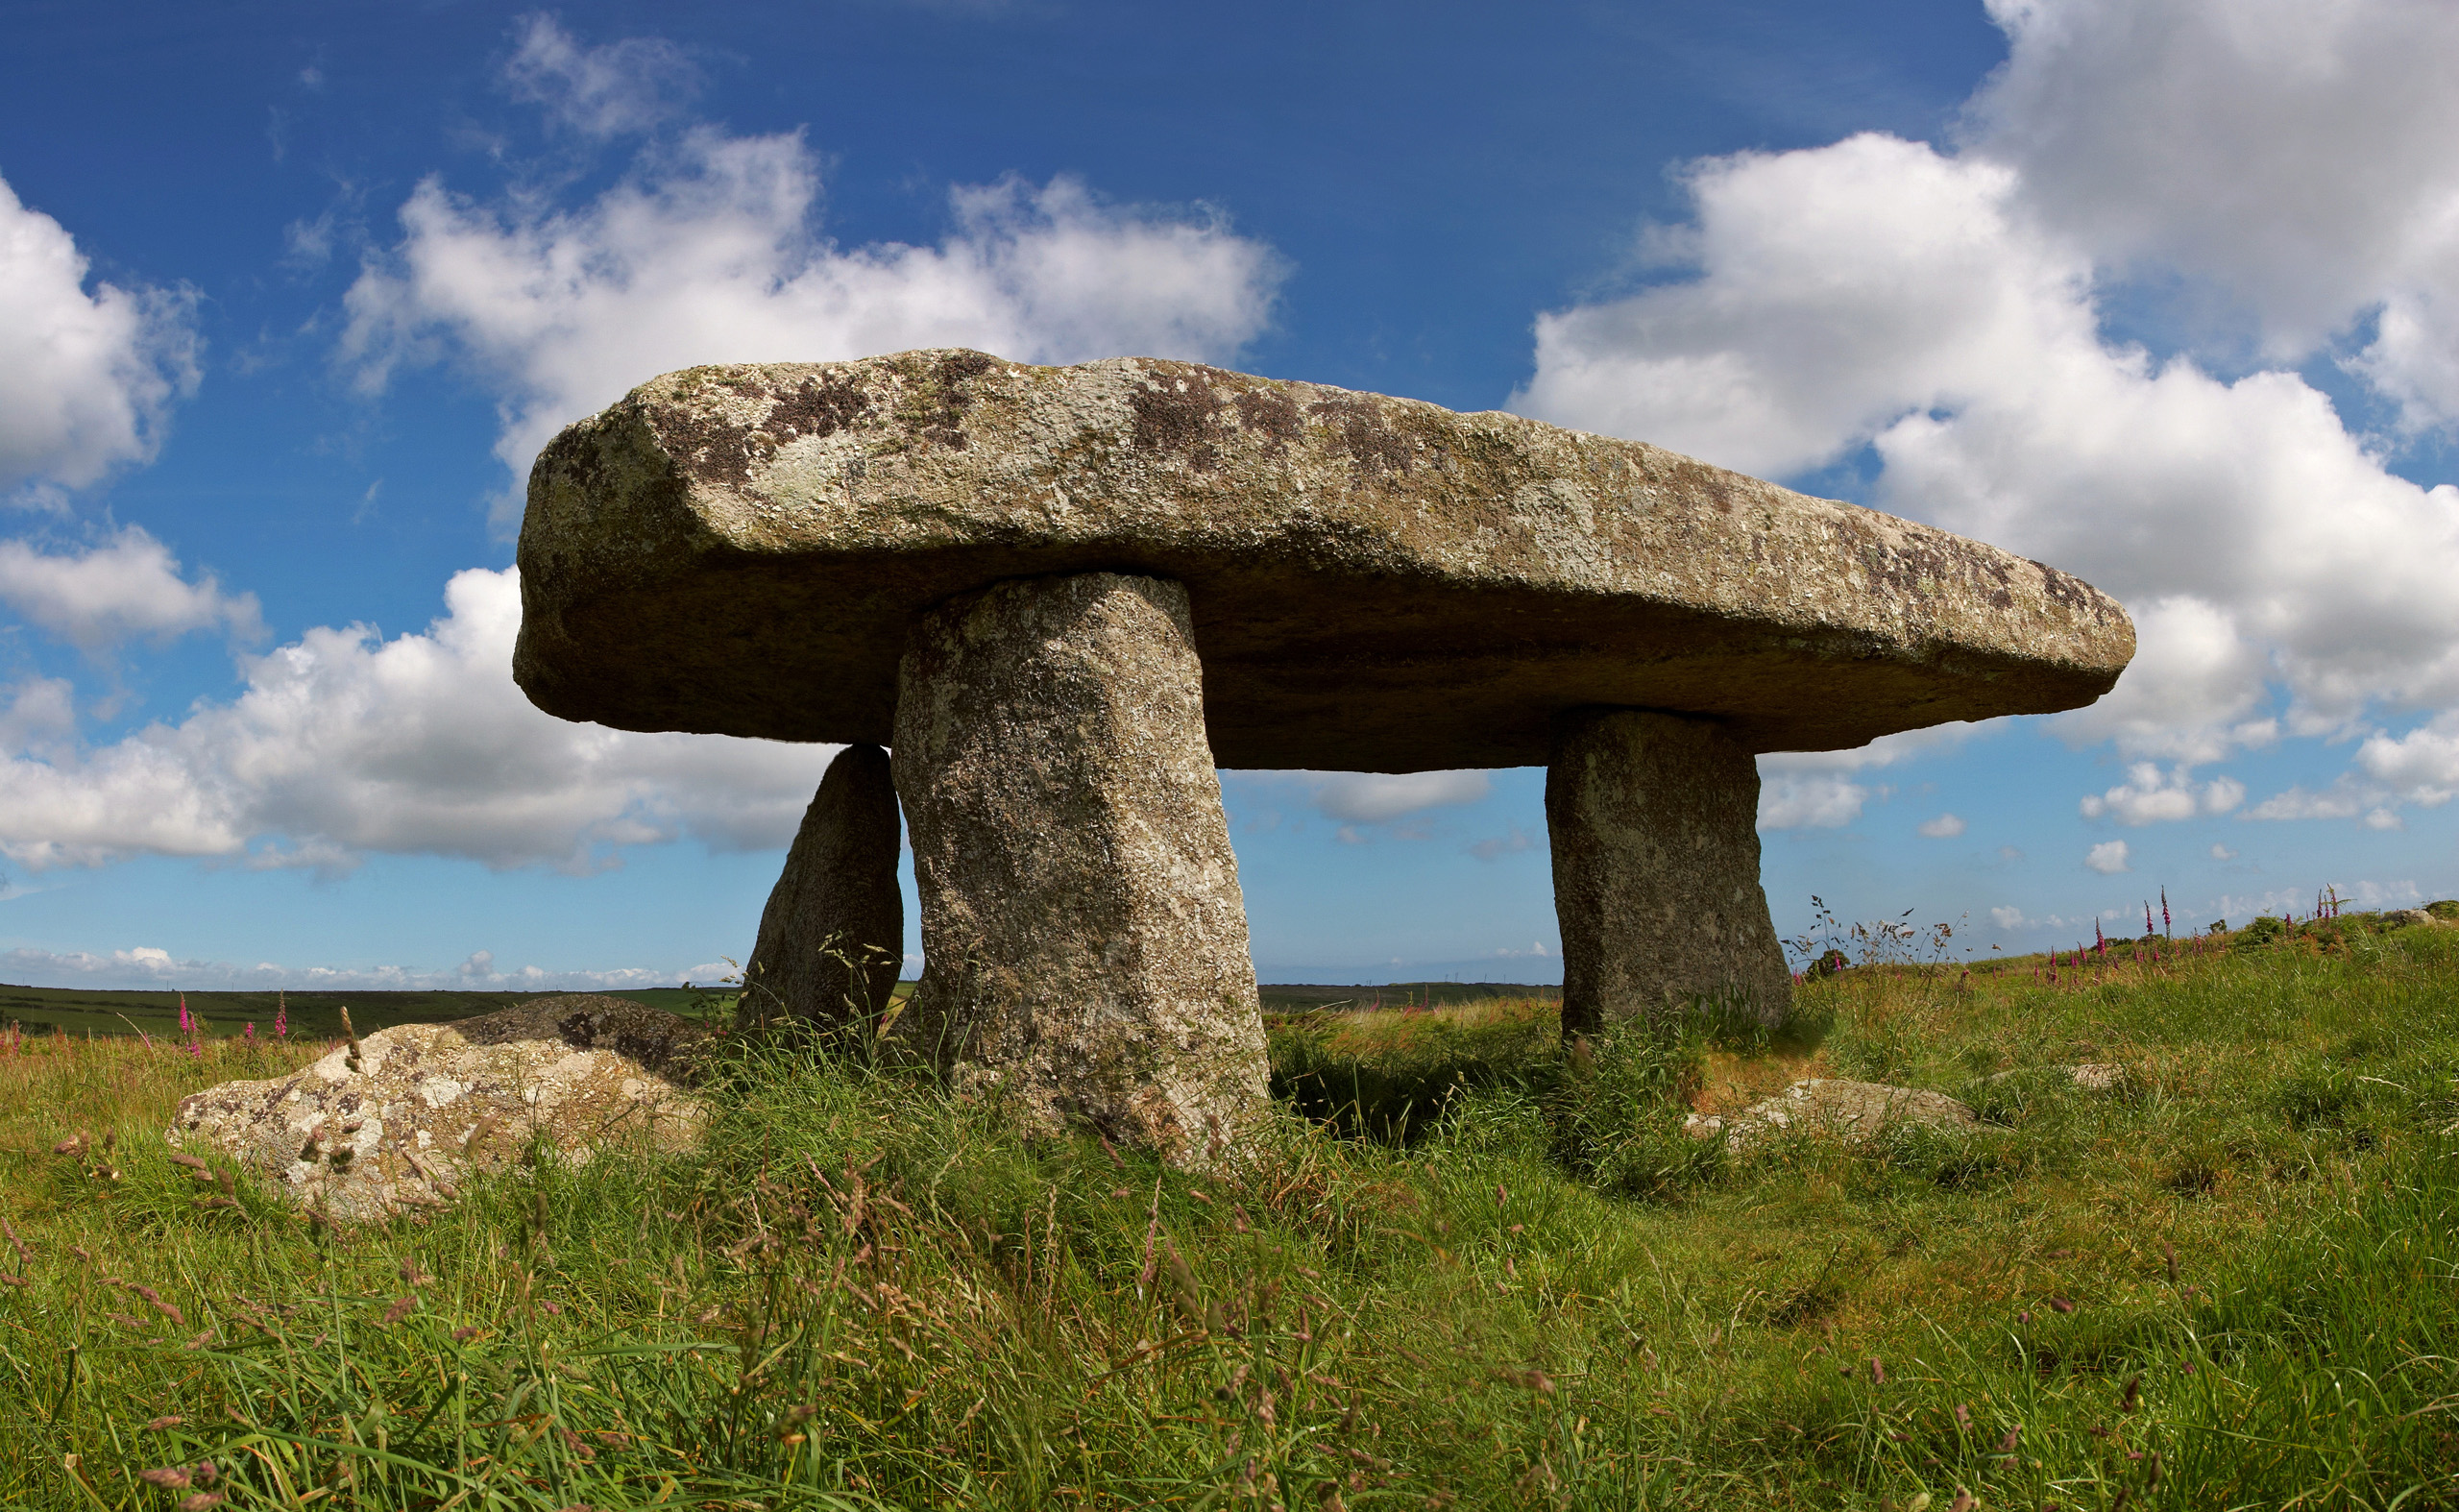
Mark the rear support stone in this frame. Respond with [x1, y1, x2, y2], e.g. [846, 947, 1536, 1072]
[890, 572, 1268, 1165]
[1547, 709, 1791, 1036]
[744, 744, 905, 1031]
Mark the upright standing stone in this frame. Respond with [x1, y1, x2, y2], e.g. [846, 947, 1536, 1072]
[745, 744, 905, 1029]
[890, 572, 1267, 1162]
[1548, 710, 1790, 1036]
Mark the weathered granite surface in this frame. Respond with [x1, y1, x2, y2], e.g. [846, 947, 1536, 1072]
[1548, 710, 1791, 1030]
[890, 573, 1267, 1163]
[745, 744, 904, 1029]
[166, 997, 708, 1223]
[515, 351, 2135, 769]
[1684, 1078, 1979, 1151]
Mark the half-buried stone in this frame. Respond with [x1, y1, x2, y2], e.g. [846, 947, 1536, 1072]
[514, 351, 2136, 1149]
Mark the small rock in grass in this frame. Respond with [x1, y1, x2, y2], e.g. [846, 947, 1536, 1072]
[1984, 1061, 2128, 1092]
[167, 996, 709, 1224]
[1686, 1078, 1979, 1151]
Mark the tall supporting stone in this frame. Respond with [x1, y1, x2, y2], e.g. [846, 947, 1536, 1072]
[745, 744, 905, 1029]
[1547, 709, 1790, 1036]
[890, 572, 1267, 1163]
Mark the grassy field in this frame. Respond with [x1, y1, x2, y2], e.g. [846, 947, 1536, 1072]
[2, 915, 2456, 1508]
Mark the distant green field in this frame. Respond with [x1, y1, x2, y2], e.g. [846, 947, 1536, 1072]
[1257, 979, 1561, 1015]
[0, 984, 737, 1043]
[5, 979, 1554, 1039]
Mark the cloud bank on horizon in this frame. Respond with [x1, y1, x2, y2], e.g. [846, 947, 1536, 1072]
[0, 1, 2454, 987]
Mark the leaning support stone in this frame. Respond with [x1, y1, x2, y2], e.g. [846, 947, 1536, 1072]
[744, 743, 905, 1030]
[890, 572, 1268, 1164]
[1547, 710, 1790, 1036]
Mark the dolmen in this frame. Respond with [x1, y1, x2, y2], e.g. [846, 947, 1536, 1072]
[515, 351, 2133, 1164]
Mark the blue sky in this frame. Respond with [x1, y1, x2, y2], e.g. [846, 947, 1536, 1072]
[3, 0, 2457, 990]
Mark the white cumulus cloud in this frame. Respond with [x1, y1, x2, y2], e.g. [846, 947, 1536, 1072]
[1918, 813, 1967, 838]
[1515, 0, 2459, 774]
[1753, 725, 1972, 829]
[1757, 773, 1872, 830]
[1970, 0, 2459, 427]
[2084, 840, 2131, 874]
[0, 567, 834, 872]
[2079, 762, 2246, 825]
[2246, 782, 2372, 822]
[2356, 715, 2459, 806]
[0, 172, 199, 497]
[341, 96, 1286, 527]
[0, 526, 263, 651]
[502, 14, 701, 139]
[1233, 769, 1493, 831]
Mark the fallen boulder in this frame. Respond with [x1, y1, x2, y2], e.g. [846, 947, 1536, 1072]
[1684, 1078, 1979, 1151]
[167, 996, 709, 1223]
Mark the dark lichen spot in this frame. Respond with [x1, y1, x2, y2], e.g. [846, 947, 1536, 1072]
[2027, 560, 2106, 616]
[1230, 386, 1300, 451]
[657, 402, 761, 488]
[657, 372, 879, 487]
[898, 351, 1000, 451]
[1304, 397, 1416, 477]
[1665, 459, 1739, 514]
[939, 351, 997, 384]
[1130, 370, 1228, 468]
[768, 375, 872, 444]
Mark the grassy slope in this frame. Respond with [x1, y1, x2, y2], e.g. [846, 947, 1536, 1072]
[0, 926, 2454, 1509]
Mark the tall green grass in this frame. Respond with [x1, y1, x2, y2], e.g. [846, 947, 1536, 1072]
[4, 921, 2456, 1508]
